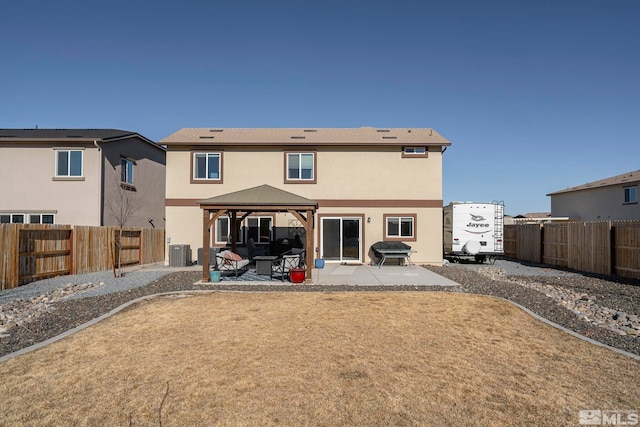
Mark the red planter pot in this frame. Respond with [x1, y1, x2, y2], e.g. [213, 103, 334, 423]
[289, 268, 306, 283]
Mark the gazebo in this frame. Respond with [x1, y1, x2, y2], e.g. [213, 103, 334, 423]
[197, 185, 318, 282]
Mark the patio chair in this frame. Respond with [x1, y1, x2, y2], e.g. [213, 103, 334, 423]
[215, 250, 250, 279]
[290, 247, 306, 268]
[271, 254, 300, 282]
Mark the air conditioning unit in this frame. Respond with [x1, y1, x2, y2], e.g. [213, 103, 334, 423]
[197, 247, 219, 265]
[169, 244, 190, 267]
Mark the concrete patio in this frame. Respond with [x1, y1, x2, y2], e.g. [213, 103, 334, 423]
[189, 263, 459, 287]
[309, 263, 458, 286]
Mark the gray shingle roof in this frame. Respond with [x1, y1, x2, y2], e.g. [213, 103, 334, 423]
[0, 128, 164, 151]
[0, 129, 137, 140]
[547, 170, 640, 195]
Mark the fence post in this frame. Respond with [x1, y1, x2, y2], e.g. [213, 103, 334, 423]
[539, 223, 545, 264]
[69, 226, 74, 275]
[610, 222, 616, 277]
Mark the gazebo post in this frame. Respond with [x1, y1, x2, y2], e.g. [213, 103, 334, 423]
[202, 209, 211, 282]
[230, 211, 238, 254]
[305, 209, 314, 283]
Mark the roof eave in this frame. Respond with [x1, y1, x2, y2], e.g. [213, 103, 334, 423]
[163, 140, 451, 147]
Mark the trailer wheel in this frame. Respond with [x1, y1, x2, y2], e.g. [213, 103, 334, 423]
[474, 255, 487, 263]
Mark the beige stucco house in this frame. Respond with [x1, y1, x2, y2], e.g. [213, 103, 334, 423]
[0, 129, 166, 228]
[161, 127, 451, 267]
[547, 170, 640, 221]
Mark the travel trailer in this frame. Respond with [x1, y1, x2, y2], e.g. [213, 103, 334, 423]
[443, 202, 504, 263]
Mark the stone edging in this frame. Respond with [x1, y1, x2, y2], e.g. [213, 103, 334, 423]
[1, 289, 639, 363]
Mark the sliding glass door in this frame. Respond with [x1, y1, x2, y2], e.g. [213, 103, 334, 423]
[321, 217, 362, 262]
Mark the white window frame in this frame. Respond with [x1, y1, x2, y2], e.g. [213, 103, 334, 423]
[1, 213, 55, 224]
[385, 216, 415, 239]
[286, 152, 315, 182]
[402, 147, 428, 158]
[121, 158, 135, 185]
[28, 214, 55, 224]
[55, 149, 83, 177]
[193, 152, 222, 181]
[0, 214, 19, 224]
[404, 147, 426, 155]
[215, 217, 230, 244]
[246, 216, 272, 243]
[624, 186, 637, 204]
[215, 217, 244, 244]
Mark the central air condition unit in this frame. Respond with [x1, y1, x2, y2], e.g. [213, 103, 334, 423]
[169, 244, 190, 267]
[197, 247, 219, 265]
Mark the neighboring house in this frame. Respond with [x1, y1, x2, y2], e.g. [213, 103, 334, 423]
[0, 129, 166, 228]
[161, 127, 451, 266]
[504, 212, 567, 224]
[547, 170, 640, 221]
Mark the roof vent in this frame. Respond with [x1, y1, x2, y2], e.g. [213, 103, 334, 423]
[199, 136, 215, 139]
[291, 136, 306, 139]
[382, 136, 397, 139]
[303, 129, 317, 132]
[66, 135, 84, 138]
[376, 129, 390, 132]
[209, 129, 224, 132]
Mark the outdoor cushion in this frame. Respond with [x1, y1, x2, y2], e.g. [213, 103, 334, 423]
[223, 251, 243, 261]
[215, 251, 250, 279]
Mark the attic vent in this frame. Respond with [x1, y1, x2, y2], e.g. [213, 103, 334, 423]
[291, 136, 306, 139]
[209, 129, 224, 132]
[382, 136, 397, 139]
[199, 136, 215, 139]
[376, 129, 390, 132]
[303, 129, 317, 132]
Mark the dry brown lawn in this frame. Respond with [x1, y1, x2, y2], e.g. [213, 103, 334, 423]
[0, 291, 638, 426]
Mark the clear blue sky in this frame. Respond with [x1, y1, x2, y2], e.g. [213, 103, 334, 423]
[2, 0, 638, 215]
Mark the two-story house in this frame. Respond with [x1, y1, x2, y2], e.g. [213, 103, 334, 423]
[0, 129, 166, 228]
[161, 127, 451, 270]
[547, 170, 640, 221]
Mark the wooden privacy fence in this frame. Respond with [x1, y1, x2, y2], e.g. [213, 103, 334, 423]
[504, 221, 640, 279]
[0, 224, 165, 290]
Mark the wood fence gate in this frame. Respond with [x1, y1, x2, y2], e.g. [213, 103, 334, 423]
[1, 224, 165, 290]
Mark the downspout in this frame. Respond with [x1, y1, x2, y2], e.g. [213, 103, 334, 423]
[94, 140, 105, 226]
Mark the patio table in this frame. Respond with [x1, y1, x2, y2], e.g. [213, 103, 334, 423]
[253, 255, 278, 278]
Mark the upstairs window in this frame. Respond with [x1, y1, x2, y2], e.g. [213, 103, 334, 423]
[384, 215, 416, 241]
[193, 152, 222, 182]
[121, 158, 135, 185]
[402, 147, 428, 158]
[624, 186, 637, 204]
[286, 152, 315, 183]
[56, 150, 83, 177]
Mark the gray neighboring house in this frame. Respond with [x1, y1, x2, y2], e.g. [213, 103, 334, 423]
[547, 170, 640, 221]
[0, 129, 166, 228]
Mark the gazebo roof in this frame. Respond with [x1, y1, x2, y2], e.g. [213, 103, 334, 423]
[197, 184, 317, 210]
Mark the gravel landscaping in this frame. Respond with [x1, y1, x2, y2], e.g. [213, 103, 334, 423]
[1, 259, 639, 358]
